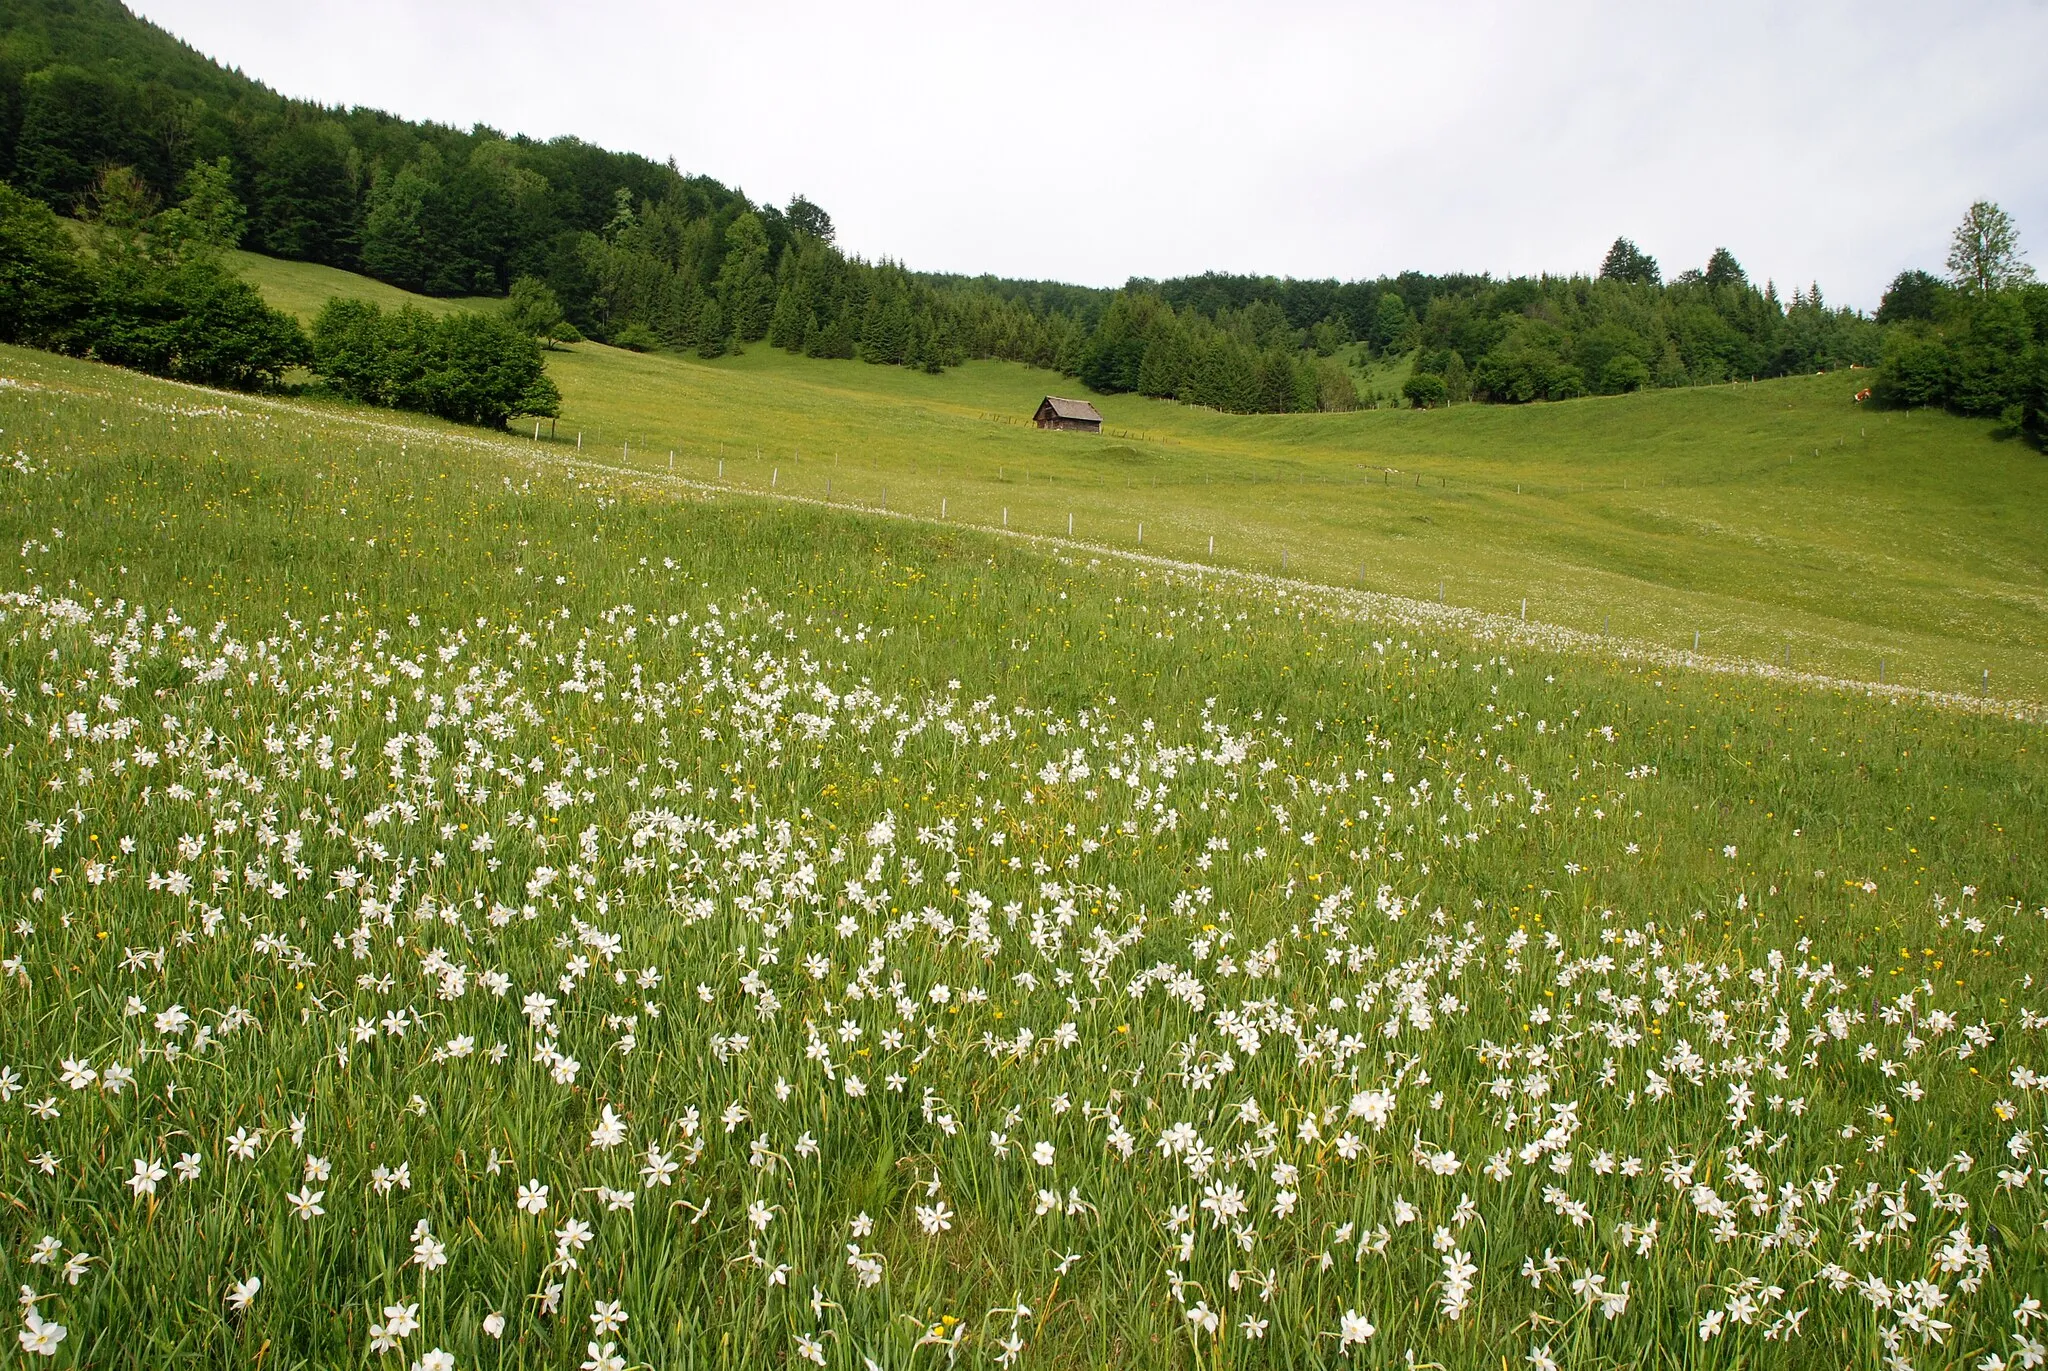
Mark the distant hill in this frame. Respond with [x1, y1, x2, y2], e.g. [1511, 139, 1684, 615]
[0, 0, 743, 288]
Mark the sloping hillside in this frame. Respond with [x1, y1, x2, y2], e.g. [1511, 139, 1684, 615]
[234, 249, 2048, 703]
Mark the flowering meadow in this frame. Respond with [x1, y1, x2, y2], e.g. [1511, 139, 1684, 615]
[2, 349, 2047, 1370]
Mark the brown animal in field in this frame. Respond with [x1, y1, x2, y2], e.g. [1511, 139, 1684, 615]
[1854, 388, 1872, 404]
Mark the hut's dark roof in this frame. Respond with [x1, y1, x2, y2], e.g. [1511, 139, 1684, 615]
[1039, 396, 1103, 422]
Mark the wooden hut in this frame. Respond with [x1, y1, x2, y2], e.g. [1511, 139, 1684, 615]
[1032, 396, 1103, 433]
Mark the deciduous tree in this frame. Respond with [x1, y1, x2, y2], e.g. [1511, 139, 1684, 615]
[1946, 200, 2034, 295]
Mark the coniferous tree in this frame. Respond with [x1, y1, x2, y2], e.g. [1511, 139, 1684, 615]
[1598, 237, 1661, 287]
[1370, 293, 1418, 354]
[1703, 248, 1747, 289]
[714, 212, 774, 343]
[768, 272, 806, 351]
[1876, 270, 1948, 325]
[690, 298, 723, 356]
[361, 160, 434, 290]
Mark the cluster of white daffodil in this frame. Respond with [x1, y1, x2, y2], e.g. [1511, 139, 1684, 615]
[0, 568, 2039, 1371]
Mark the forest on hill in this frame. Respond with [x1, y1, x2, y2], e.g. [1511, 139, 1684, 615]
[0, 0, 2042, 434]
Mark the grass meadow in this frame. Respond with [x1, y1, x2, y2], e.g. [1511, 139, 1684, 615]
[242, 254, 2048, 707]
[229, 249, 501, 323]
[0, 336, 2044, 1371]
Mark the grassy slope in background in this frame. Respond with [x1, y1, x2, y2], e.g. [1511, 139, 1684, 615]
[234, 252, 2048, 704]
[556, 349, 2044, 688]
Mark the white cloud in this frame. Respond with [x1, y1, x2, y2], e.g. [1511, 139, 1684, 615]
[132, 0, 2048, 309]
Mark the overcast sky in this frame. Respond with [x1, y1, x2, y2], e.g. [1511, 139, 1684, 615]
[131, 0, 2048, 310]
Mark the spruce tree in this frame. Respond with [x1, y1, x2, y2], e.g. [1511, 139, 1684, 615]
[768, 277, 806, 351]
[1598, 237, 1660, 286]
[695, 299, 726, 357]
[713, 212, 774, 342]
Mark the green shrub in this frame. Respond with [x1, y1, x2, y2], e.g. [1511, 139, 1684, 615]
[505, 274, 565, 341]
[0, 181, 92, 346]
[2, 173, 304, 387]
[1599, 354, 1651, 394]
[1402, 373, 1448, 409]
[610, 322, 661, 353]
[309, 297, 558, 428]
[1873, 331, 1952, 409]
[86, 254, 307, 389]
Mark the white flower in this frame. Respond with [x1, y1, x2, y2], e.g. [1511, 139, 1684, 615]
[287, 1186, 326, 1220]
[129, 1156, 168, 1198]
[1032, 1140, 1056, 1166]
[582, 1341, 625, 1371]
[590, 1104, 627, 1150]
[1348, 1088, 1395, 1129]
[1199, 1182, 1248, 1227]
[18, 1311, 67, 1358]
[641, 1145, 678, 1187]
[225, 1276, 261, 1311]
[1338, 1308, 1376, 1349]
[518, 1180, 549, 1215]
[590, 1300, 627, 1336]
[412, 1228, 447, 1272]
[413, 1350, 455, 1371]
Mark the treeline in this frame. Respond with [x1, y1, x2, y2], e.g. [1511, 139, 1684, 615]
[1868, 203, 2046, 443]
[3, 1, 2032, 429]
[0, 163, 557, 428]
[574, 197, 1085, 371]
[1073, 290, 1358, 413]
[0, 0, 1096, 375]
[0, 0, 737, 295]
[1084, 241, 1884, 413]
